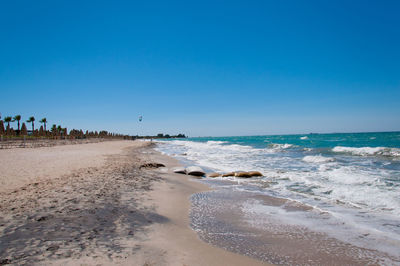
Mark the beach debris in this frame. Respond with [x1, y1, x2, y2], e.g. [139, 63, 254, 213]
[185, 166, 206, 176]
[248, 171, 263, 177]
[172, 167, 186, 174]
[208, 172, 221, 178]
[139, 163, 165, 169]
[37, 216, 49, 222]
[222, 172, 235, 177]
[46, 245, 60, 252]
[0, 259, 11, 265]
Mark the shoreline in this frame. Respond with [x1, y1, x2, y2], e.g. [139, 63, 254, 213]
[0, 140, 267, 265]
[133, 144, 267, 265]
[155, 140, 400, 265]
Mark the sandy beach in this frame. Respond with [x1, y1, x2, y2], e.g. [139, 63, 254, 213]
[0, 140, 266, 265]
[2, 0, 398, 264]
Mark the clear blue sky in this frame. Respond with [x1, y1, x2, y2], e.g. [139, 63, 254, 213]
[1, 0, 399, 136]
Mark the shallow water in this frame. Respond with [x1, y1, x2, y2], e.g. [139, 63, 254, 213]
[191, 185, 399, 265]
[155, 132, 400, 264]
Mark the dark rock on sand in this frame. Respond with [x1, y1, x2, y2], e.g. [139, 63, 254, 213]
[222, 172, 235, 177]
[248, 171, 263, 177]
[235, 172, 252, 178]
[186, 166, 206, 177]
[222, 171, 263, 178]
[172, 167, 186, 174]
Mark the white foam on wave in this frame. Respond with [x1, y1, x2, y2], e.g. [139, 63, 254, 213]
[157, 140, 400, 216]
[332, 146, 400, 157]
[322, 166, 400, 211]
[206, 140, 227, 145]
[241, 198, 400, 261]
[273, 162, 400, 216]
[157, 138, 400, 261]
[302, 155, 335, 163]
[156, 140, 263, 173]
[300, 136, 308, 140]
[269, 143, 294, 150]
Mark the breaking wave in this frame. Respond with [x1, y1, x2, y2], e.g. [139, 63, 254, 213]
[268, 143, 295, 150]
[302, 155, 336, 163]
[332, 146, 400, 158]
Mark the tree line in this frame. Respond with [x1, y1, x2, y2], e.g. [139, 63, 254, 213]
[0, 114, 133, 140]
[155, 133, 186, 138]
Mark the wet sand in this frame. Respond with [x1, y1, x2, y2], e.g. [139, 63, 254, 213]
[191, 185, 399, 265]
[129, 147, 267, 265]
[0, 140, 266, 265]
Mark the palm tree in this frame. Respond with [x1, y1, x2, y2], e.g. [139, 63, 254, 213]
[27, 116, 35, 132]
[13, 115, 21, 131]
[51, 124, 57, 135]
[4, 116, 12, 128]
[57, 125, 63, 135]
[20, 123, 28, 135]
[39, 118, 47, 131]
[0, 120, 4, 135]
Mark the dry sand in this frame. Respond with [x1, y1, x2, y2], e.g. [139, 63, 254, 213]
[0, 140, 267, 265]
[0, 140, 136, 194]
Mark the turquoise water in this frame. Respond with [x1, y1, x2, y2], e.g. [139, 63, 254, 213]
[188, 131, 400, 151]
[155, 132, 400, 263]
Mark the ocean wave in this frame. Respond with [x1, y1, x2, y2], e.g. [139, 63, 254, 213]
[206, 140, 227, 145]
[157, 136, 400, 259]
[300, 136, 308, 140]
[157, 139, 400, 215]
[302, 155, 335, 163]
[268, 143, 295, 150]
[332, 146, 400, 157]
[164, 140, 251, 151]
[156, 139, 262, 172]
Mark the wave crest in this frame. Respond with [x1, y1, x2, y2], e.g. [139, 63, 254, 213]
[332, 146, 400, 157]
[303, 155, 335, 163]
[268, 143, 295, 150]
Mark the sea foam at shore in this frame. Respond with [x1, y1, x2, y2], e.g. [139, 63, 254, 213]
[156, 132, 400, 264]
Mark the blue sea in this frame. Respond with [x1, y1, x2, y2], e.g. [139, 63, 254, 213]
[155, 132, 400, 264]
